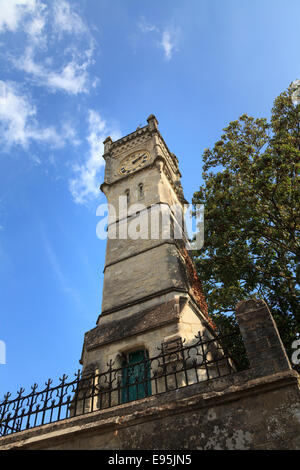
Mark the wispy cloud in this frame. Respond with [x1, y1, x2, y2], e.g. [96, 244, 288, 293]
[53, 0, 86, 36]
[13, 45, 95, 95]
[2, 1, 96, 95]
[69, 110, 121, 205]
[0, 1, 113, 206]
[0, 0, 86, 36]
[0, 0, 41, 33]
[138, 18, 179, 61]
[25, 4, 46, 45]
[62, 122, 81, 147]
[0, 80, 64, 149]
[160, 29, 177, 61]
[138, 17, 158, 34]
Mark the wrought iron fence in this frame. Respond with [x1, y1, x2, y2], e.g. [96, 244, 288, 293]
[0, 331, 248, 437]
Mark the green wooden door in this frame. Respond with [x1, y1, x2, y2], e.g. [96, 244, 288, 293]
[122, 350, 151, 403]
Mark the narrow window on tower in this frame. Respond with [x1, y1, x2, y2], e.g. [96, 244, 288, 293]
[125, 189, 130, 204]
[138, 183, 144, 199]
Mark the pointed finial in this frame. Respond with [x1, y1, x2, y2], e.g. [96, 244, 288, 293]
[103, 136, 113, 154]
[147, 114, 159, 131]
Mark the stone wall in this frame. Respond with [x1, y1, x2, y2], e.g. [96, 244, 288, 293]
[1, 299, 299, 450]
[0, 368, 299, 450]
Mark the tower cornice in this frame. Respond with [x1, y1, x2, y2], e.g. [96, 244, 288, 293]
[110, 125, 149, 150]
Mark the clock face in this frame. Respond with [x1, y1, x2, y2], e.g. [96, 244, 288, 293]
[118, 150, 149, 176]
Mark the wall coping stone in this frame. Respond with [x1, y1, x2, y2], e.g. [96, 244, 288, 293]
[0, 368, 299, 450]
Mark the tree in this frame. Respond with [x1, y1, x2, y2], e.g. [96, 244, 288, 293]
[192, 84, 300, 367]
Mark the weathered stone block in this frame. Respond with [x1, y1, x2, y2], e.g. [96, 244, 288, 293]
[236, 299, 291, 377]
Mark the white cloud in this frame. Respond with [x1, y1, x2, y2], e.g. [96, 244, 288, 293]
[62, 122, 81, 146]
[46, 58, 92, 94]
[30, 153, 41, 165]
[138, 17, 158, 34]
[0, 1, 104, 204]
[27, 126, 64, 146]
[0, 0, 39, 32]
[0, 80, 65, 149]
[13, 44, 94, 95]
[138, 18, 179, 61]
[69, 111, 120, 205]
[160, 29, 176, 61]
[2, 0, 96, 95]
[0, 80, 35, 148]
[53, 0, 86, 36]
[25, 6, 46, 43]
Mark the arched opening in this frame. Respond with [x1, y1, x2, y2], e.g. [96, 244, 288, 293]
[138, 183, 144, 199]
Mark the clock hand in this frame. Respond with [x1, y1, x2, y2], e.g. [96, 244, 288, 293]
[132, 155, 143, 164]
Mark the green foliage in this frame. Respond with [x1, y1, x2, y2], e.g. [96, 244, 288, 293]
[192, 84, 300, 367]
[214, 314, 250, 372]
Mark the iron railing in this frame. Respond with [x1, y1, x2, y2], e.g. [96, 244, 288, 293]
[0, 331, 248, 437]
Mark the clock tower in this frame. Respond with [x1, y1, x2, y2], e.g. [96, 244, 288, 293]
[80, 114, 213, 376]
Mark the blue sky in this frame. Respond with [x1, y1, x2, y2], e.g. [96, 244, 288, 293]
[0, 0, 299, 397]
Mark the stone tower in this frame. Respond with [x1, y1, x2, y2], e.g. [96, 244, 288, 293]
[80, 114, 213, 376]
[1, 115, 298, 451]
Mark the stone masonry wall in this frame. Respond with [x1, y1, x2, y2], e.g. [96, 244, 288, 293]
[0, 368, 299, 450]
[1, 299, 299, 450]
